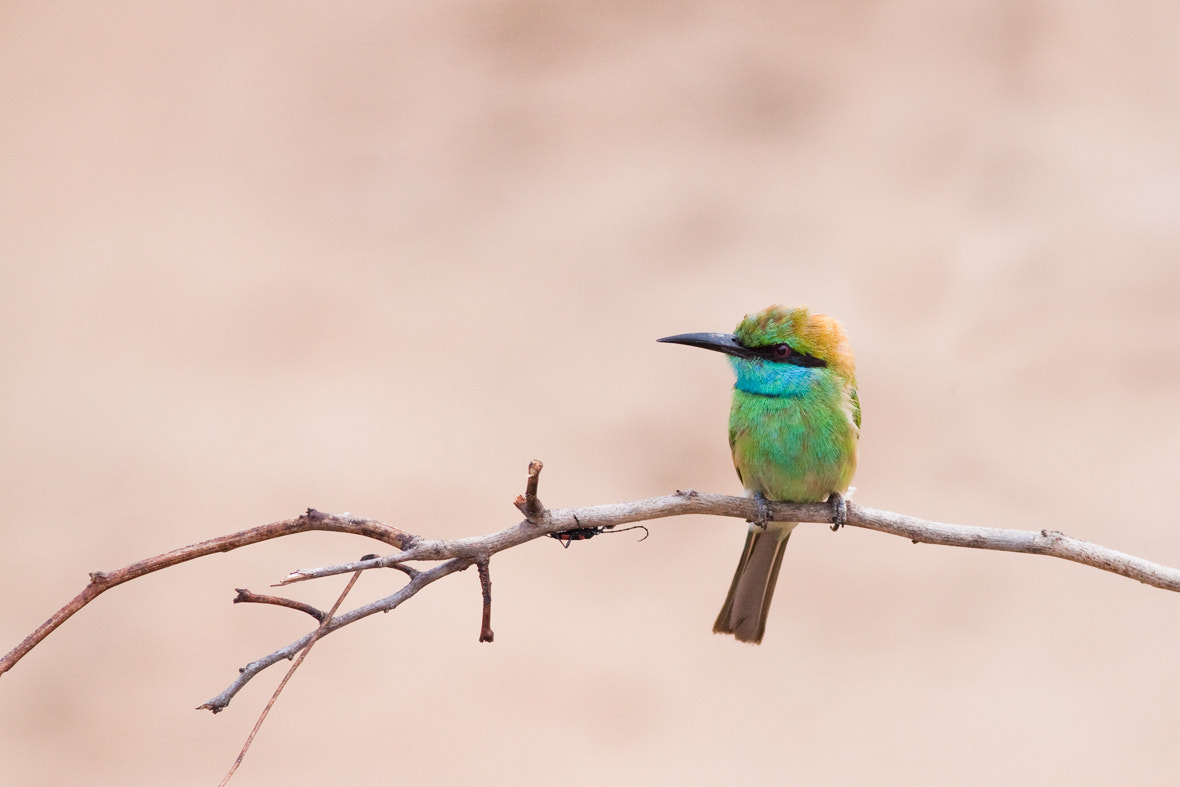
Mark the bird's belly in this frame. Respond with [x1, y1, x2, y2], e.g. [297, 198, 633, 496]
[730, 395, 857, 503]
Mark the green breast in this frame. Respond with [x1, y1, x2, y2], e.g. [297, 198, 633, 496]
[728, 384, 859, 502]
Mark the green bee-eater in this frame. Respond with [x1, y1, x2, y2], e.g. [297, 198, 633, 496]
[659, 305, 860, 644]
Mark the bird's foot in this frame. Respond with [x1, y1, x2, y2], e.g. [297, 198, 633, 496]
[747, 492, 773, 530]
[829, 491, 847, 531]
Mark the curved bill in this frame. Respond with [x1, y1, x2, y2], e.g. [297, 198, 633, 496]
[657, 332, 758, 360]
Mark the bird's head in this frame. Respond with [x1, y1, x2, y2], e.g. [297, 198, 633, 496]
[659, 305, 855, 397]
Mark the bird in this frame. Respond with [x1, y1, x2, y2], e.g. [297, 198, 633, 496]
[659, 305, 859, 644]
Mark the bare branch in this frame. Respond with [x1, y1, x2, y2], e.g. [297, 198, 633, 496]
[279, 492, 1180, 593]
[218, 567, 366, 786]
[7, 460, 1180, 706]
[477, 559, 494, 643]
[200, 490, 1180, 706]
[233, 589, 326, 623]
[1, 510, 412, 677]
[198, 558, 473, 713]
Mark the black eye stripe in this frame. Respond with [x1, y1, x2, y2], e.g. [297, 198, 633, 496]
[749, 343, 827, 367]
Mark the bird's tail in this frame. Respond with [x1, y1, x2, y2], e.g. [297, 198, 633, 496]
[713, 522, 794, 644]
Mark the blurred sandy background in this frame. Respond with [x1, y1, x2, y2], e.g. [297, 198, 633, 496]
[2, 1, 1179, 784]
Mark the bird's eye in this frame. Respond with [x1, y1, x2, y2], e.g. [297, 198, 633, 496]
[773, 344, 792, 358]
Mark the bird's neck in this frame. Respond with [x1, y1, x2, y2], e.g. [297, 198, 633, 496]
[729, 358, 820, 397]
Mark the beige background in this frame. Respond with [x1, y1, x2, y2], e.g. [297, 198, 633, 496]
[3, 2, 1179, 785]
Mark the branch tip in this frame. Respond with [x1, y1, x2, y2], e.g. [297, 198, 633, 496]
[516, 459, 546, 522]
[232, 589, 326, 622]
[477, 559, 494, 643]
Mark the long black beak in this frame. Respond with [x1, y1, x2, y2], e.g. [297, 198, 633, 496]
[657, 332, 759, 360]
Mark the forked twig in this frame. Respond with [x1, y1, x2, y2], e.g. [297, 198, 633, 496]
[216, 566, 366, 786]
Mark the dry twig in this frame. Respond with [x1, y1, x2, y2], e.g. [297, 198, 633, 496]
[216, 566, 366, 785]
[232, 589, 326, 622]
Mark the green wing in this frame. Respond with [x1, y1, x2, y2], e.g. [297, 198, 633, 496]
[728, 419, 744, 485]
[850, 388, 862, 430]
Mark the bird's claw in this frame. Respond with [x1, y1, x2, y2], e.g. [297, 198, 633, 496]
[748, 492, 773, 530]
[829, 491, 847, 531]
